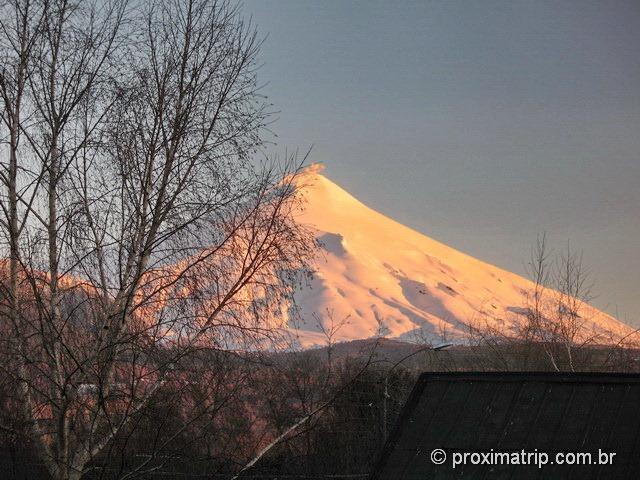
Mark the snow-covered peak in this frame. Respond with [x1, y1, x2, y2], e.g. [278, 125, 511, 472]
[288, 165, 633, 348]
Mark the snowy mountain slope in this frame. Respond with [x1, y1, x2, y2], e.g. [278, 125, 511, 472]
[287, 164, 633, 348]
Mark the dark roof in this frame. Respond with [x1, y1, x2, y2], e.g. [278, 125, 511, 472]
[371, 372, 640, 479]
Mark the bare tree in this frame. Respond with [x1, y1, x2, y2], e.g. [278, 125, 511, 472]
[0, 1, 314, 479]
[521, 235, 595, 371]
[465, 234, 637, 372]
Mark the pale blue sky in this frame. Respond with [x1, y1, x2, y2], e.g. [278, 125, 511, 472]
[244, 0, 640, 324]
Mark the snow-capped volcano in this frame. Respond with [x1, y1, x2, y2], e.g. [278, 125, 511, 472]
[288, 164, 633, 347]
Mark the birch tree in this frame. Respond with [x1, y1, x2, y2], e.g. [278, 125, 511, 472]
[0, 1, 313, 478]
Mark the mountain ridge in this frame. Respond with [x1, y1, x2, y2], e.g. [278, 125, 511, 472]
[286, 164, 633, 348]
